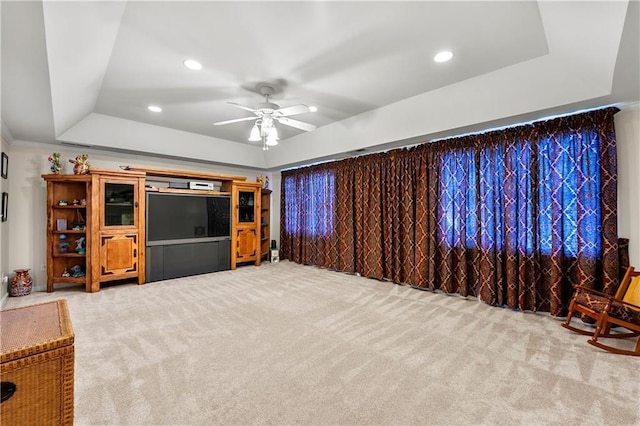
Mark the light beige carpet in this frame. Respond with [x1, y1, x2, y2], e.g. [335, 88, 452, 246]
[4, 261, 639, 425]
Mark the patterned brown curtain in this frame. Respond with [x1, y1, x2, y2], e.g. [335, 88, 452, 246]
[281, 107, 619, 315]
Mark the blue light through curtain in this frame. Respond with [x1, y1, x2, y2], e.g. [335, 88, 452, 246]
[280, 108, 619, 315]
[281, 164, 335, 265]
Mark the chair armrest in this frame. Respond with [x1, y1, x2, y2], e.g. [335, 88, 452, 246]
[609, 298, 640, 312]
[572, 285, 614, 300]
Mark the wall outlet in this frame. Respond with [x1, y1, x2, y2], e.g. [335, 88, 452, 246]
[2, 274, 8, 285]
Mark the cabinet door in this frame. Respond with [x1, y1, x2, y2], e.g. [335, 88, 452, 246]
[237, 190, 256, 223]
[231, 183, 261, 268]
[99, 233, 139, 280]
[235, 228, 258, 262]
[101, 179, 139, 228]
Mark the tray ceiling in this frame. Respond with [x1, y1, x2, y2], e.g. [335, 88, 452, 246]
[2, 1, 638, 169]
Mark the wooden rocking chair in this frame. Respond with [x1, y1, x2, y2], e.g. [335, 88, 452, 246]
[562, 266, 640, 356]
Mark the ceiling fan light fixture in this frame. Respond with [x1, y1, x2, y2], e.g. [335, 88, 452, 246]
[147, 105, 162, 112]
[183, 59, 202, 70]
[216, 82, 316, 148]
[266, 127, 279, 146]
[248, 123, 261, 141]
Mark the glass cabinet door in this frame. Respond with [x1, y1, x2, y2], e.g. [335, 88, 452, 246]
[238, 190, 255, 223]
[104, 182, 135, 226]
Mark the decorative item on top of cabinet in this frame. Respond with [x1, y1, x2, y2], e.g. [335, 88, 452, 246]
[69, 154, 90, 175]
[48, 152, 62, 174]
[231, 181, 262, 269]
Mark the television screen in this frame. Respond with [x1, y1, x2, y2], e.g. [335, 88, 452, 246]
[146, 193, 231, 243]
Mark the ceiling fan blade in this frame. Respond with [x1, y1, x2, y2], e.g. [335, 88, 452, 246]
[275, 104, 311, 117]
[214, 116, 258, 126]
[228, 102, 258, 113]
[276, 117, 317, 132]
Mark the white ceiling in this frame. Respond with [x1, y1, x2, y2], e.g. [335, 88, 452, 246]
[2, 1, 639, 170]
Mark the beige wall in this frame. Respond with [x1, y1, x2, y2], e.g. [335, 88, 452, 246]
[616, 107, 640, 268]
[4, 141, 269, 295]
[1, 135, 10, 305]
[270, 172, 281, 252]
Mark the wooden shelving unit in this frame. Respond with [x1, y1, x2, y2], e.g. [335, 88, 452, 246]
[260, 189, 271, 261]
[43, 169, 146, 292]
[43, 174, 92, 292]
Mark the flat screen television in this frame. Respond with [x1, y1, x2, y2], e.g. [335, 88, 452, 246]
[146, 192, 231, 245]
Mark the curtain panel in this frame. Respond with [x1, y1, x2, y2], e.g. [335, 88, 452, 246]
[280, 107, 619, 316]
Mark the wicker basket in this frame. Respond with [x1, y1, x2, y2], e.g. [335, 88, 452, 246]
[1, 299, 75, 426]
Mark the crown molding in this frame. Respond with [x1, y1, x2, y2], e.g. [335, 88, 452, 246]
[617, 101, 640, 112]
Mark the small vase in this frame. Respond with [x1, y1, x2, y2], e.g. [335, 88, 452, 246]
[10, 269, 33, 297]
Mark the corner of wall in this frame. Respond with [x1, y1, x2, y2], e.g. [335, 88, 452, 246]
[0, 132, 11, 304]
[615, 108, 640, 268]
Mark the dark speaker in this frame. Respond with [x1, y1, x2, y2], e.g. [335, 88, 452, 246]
[271, 240, 277, 249]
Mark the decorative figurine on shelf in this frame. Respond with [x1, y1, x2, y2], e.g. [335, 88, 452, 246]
[58, 200, 68, 206]
[58, 241, 70, 253]
[48, 152, 62, 174]
[72, 199, 80, 206]
[70, 265, 85, 277]
[80, 198, 87, 206]
[256, 174, 269, 189]
[69, 154, 90, 175]
[61, 268, 70, 278]
[73, 210, 86, 230]
[75, 236, 86, 255]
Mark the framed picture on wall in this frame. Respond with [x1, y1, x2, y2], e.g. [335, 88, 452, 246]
[1, 192, 7, 222]
[1, 152, 7, 179]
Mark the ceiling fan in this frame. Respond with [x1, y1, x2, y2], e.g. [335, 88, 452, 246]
[214, 84, 316, 148]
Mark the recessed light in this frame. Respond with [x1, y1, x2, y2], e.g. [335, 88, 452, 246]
[183, 59, 202, 70]
[308, 106, 318, 112]
[148, 105, 162, 112]
[434, 51, 453, 63]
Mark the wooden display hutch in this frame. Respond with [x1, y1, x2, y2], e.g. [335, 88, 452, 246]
[260, 189, 271, 261]
[232, 182, 262, 268]
[43, 169, 146, 292]
[89, 169, 146, 292]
